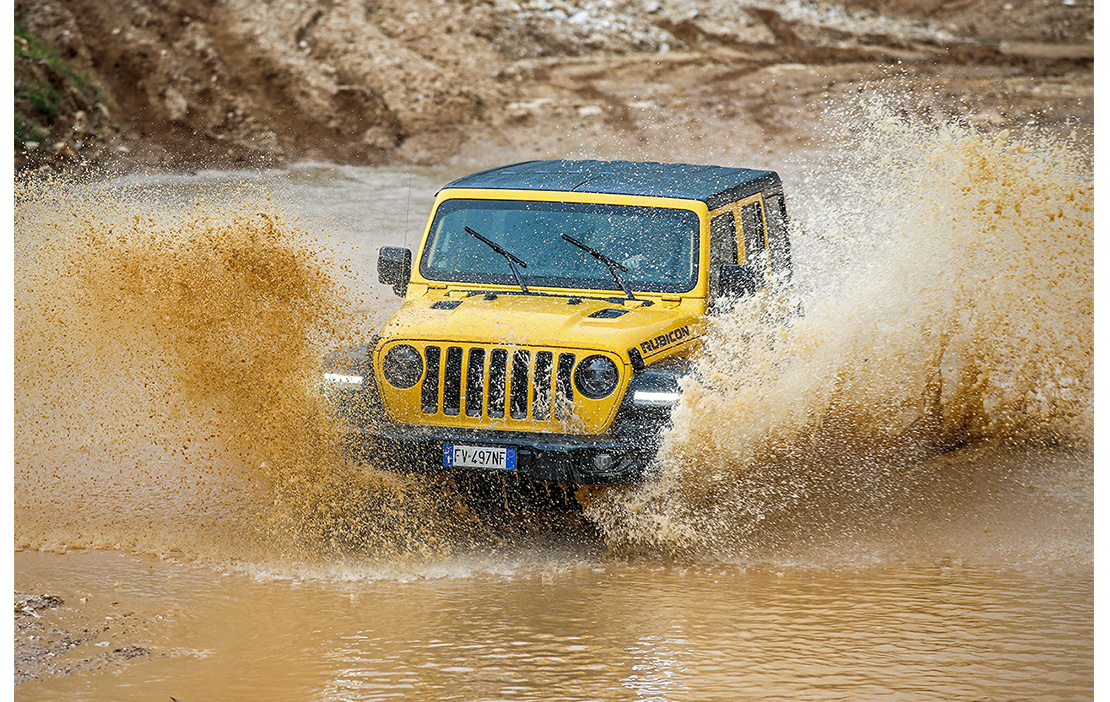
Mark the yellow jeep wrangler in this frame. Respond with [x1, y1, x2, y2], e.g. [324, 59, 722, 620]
[325, 160, 792, 488]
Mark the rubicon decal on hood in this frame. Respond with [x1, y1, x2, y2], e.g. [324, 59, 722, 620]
[639, 325, 692, 357]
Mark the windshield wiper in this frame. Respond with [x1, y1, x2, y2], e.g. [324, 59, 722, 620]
[465, 226, 530, 294]
[561, 234, 637, 301]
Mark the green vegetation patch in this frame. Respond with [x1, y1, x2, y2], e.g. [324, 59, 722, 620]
[15, 25, 100, 93]
[14, 24, 112, 152]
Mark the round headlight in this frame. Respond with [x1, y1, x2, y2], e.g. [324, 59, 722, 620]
[574, 354, 620, 399]
[382, 344, 424, 388]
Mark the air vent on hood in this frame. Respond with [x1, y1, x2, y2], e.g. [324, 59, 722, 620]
[588, 308, 628, 319]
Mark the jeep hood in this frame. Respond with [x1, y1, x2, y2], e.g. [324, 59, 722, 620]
[379, 293, 699, 363]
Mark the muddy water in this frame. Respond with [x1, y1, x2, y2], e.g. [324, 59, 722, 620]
[12, 541, 1095, 701]
[14, 116, 1093, 699]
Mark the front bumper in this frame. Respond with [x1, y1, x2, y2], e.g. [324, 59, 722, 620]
[343, 419, 661, 484]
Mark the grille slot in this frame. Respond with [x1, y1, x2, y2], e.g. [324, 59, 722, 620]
[415, 345, 577, 422]
[443, 346, 463, 415]
[465, 348, 485, 417]
[488, 349, 508, 418]
[556, 353, 575, 419]
[509, 351, 530, 419]
[421, 346, 441, 414]
[532, 351, 553, 420]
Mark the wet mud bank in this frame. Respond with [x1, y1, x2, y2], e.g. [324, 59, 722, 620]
[14, 593, 152, 686]
[14, 0, 1093, 173]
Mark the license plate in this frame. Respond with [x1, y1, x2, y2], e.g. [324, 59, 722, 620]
[443, 445, 517, 471]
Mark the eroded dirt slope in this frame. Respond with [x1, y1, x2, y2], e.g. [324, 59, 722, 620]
[14, 0, 1093, 172]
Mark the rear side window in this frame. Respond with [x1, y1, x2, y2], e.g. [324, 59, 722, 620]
[740, 201, 765, 267]
[764, 194, 792, 278]
[709, 211, 738, 295]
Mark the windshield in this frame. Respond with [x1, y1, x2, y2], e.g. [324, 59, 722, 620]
[419, 199, 701, 294]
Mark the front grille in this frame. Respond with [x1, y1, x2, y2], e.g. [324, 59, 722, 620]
[419, 344, 576, 423]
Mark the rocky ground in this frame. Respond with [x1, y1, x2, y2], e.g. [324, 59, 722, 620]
[14, 0, 1094, 174]
[14, 592, 152, 685]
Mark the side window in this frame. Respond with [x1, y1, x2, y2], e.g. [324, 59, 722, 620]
[764, 194, 792, 279]
[740, 201, 766, 268]
[709, 211, 737, 295]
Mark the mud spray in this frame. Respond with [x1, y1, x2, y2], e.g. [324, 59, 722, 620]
[582, 110, 1093, 559]
[13, 184, 477, 566]
[14, 112, 1092, 568]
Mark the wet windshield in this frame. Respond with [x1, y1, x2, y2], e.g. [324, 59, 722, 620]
[419, 199, 701, 293]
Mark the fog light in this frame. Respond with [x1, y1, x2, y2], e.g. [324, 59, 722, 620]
[632, 390, 681, 407]
[324, 372, 364, 385]
[593, 453, 614, 471]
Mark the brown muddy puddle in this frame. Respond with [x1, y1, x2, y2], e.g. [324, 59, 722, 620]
[13, 546, 1094, 701]
[14, 114, 1093, 699]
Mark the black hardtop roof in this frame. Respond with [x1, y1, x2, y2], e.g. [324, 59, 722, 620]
[441, 159, 781, 210]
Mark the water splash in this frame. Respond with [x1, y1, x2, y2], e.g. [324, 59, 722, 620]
[13, 180, 472, 563]
[14, 112, 1092, 570]
[580, 112, 1093, 558]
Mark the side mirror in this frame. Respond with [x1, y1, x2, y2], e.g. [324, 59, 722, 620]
[719, 264, 762, 299]
[378, 246, 412, 297]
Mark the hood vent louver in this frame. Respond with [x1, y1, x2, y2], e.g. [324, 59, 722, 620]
[588, 308, 628, 319]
